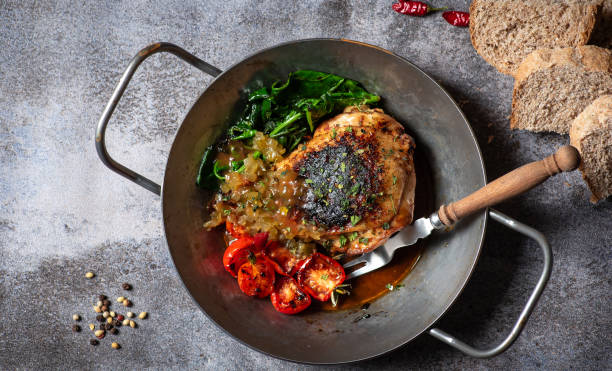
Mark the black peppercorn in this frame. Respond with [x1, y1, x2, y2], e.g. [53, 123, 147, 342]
[96, 314, 104, 322]
[98, 294, 106, 301]
[90, 339, 99, 346]
[101, 305, 108, 312]
[110, 328, 118, 335]
[104, 323, 113, 331]
[122, 283, 132, 290]
[102, 299, 111, 307]
[72, 325, 81, 332]
[99, 324, 105, 330]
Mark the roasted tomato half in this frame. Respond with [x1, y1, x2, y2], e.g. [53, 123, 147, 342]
[265, 241, 300, 276]
[237, 257, 276, 298]
[296, 253, 346, 301]
[222, 237, 255, 278]
[270, 276, 312, 315]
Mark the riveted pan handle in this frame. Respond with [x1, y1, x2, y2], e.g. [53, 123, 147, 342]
[95, 42, 222, 195]
[428, 208, 552, 358]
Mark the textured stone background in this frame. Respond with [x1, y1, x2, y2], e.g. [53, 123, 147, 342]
[1, 0, 610, 369]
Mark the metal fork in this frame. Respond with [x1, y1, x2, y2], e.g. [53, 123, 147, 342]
[343, 145, 580, 280]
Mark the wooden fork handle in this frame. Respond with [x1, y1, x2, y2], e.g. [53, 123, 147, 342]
[437, 145, 580, 226]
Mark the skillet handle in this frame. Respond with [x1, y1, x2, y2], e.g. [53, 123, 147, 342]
[95, 42, 222, 195]
[428, 208, 552, 358]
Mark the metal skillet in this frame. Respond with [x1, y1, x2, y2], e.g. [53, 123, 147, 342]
[96, 39, 566, 363]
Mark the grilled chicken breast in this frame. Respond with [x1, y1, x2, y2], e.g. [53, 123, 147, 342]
[277, 106, 416, 255]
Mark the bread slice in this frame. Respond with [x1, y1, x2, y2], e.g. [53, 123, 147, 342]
[570, 95, 612, 202]
[510, 46, 612, 134]
[591, 0, 612, 48]
[469, 0, 602, 75]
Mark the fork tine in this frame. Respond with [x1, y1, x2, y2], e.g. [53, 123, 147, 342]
[342, 255, 369, 269]
[345, 264, 376, 280]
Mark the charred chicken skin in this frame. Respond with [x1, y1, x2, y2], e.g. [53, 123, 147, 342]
[277, 106, 416, 255]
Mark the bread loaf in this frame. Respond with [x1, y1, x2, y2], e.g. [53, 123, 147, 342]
[510, 46, 612, 134]
[469, 0, 602, 75]
[570, 95, 612, 203]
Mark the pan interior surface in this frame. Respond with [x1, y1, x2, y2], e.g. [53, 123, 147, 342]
[161, 39, 486, 363]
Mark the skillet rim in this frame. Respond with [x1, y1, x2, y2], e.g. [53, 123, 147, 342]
[160, 37, 488, 365]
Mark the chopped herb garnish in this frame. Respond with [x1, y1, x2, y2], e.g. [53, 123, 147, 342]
[252, 151, 263, 160]
[392, 175, 397, 185]
[359, 237, 369, 244]
[356, 149, 365, 154]
[349, 183, 360, 195]
[301, 144, 307, 151]
[223, 209, 231, 215]
[247, 251, 256, 265]
[321, 274, 329, 281]
[340, 162, 346, 172]
[386, 283, 404, 291]
[338, 235, 347, 247]
[305, 178, 314, 184]
[222, 195, 231, 201]
[350, 215, 362, 226]
[382, 222, 390, 230]
[346, 127, 353, 133]
[348, 231, 358, 241]
[280, 170, 287, 176]
[331, 128, 337, 139]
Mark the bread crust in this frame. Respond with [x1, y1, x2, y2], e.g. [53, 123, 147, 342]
[569, 95, 612, 202]
[469, 0, 602, 75]
[510, 46, 612, 130]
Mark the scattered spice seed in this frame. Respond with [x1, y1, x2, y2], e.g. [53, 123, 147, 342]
[122, 283, 132, 291]
[101, 305, 108, 312]
[138, 312, 147, 320]
[111, 342, 120, 350]
[96, 301, 103, 307]
[85, 272, 94, 279]
[113, 319, 121, 327]
[98, 295, 106, 301]
[126, 312, 134, 318]
[90, 339, 99, 346]
[107, 317, 113, 324]
[104, 323, 113, 331]
[110, 311, 116, 318]
[94, 330, 105, 339]
[110, 328, 118, 335]
[99, 324, 105, 330]
[129, 320, 136, 328]
[116, 296, 125, 303]
[96, 314, 104, 322]
[72, 314, 80, 321]
[102, 311, 109, 318]
[72, 325, 81, 332]
[116, 314, 124, 321]
[94, 306, 101, 313]
[102, 299, 111, 307]
[89, 324, 95, 331]
[122, 319, 130, 326]
[123, 299, 132, 307]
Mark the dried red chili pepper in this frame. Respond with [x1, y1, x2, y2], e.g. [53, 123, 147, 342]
[442, 11, 469, 27]
[392, 1, 447, 17]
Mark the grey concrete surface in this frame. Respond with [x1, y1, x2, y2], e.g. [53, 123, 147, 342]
[1, 0, 610, 369]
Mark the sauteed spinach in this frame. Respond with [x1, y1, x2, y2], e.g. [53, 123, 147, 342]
[196, 70, 380, 190]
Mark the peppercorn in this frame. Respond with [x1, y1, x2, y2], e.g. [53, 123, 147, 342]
[122, 283, 132, 291]
[85, 272, 94, 279]
[111, 342, 120, 350]
[117, 314, 124, 321]
[89, 324, 95, 331]
[101, 305, 108, 312]
[72, 325, 81, 332]
[99, 323, 105, 330]
[98, 294, 106, 301]
[138, 312, 147, 320]
[112, 319, 121, 327]
[102, 299, 111, 307]
[94, 330, 105, 338]
[110, 328, 118, 335]
[72, 314, 81, 321]
[96, 314, 104, 322]
[122, 300, 132, 307]
[104, 323, 113, 331]
[90, 339, 99, 346]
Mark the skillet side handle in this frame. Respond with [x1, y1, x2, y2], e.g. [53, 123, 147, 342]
[428, 208, 552, 358]
[95, 42, 222, 195]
